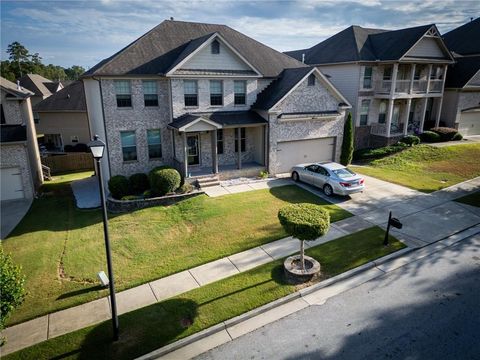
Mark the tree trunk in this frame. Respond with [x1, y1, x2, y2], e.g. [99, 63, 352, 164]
[300, 240, 305, 271]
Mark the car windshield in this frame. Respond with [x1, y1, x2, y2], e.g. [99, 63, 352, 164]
[332, 168, 356, 178]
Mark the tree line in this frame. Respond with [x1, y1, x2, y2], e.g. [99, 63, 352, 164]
[1, 41, 85, 82]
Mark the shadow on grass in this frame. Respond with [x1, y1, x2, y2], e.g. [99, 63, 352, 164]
[56, 285, 106, 300]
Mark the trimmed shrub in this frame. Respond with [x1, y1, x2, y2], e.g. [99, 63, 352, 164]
[1, 248, 26, 341]
[108, 175, 129, 199]
[421, 131, 441, 143]
[340, 113, 354, 166]
[149, 168, 181, 196]
[399, 135, 420, 147]
[430, 127, 458, 141]
[178, 183, 194, 194]
[128, 173, 149, 195]
[353, 143, 407, 161]
[452, 132, 463, 141]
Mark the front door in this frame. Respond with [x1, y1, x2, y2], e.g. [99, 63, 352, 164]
[187, 134, 200, 166]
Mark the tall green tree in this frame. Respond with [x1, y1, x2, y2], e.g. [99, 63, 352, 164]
[6, 41, 30, 77]
[340, 112, 354, 166]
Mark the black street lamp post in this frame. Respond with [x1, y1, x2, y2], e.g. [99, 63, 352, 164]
[88, 135, 119, 341]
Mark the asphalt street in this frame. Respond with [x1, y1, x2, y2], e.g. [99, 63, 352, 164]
[196, 233, 480, 360]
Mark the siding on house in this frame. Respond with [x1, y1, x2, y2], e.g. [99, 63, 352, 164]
[36, 112, 90, 146]
[405, 37, 446, 58]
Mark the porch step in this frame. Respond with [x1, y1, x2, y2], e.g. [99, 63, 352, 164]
[196, 175, 220, 188]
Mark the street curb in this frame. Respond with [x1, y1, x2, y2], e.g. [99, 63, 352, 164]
[136, 245, 414, 360]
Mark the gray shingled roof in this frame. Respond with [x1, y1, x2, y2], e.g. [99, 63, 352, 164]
[169, 111, 267, 129]
[0, 76, 34, 98]
[18, 74, 55, 97]
[84, 20, 305, 78]
[252, 67, 313, 110]
[445, 55, 480, 88]
[443, 18, 480, 56]
[34, 81, 86, 112]
[285, 24, 447, 64]
[0, 125, 27, 143]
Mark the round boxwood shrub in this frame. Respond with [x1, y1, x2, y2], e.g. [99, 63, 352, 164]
[399, 135, 420, 147]
[421, 131, 441, 143]
[430, 127, 458, 141]
[452, 132, 463, 141]
[278, 204, 330, 270]
[128, 173, 149, 195]
[149, 167, 181, 196]
[108, 175, 129, 199]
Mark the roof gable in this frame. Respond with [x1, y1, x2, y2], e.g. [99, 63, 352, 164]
[84, 20, 305, 78]
[445, 55, 480, 88]
[443, 17, 480, 56]
[0, 76, 33, 98]
[18, 74, 54, 97]
[33, 81, 86, 112]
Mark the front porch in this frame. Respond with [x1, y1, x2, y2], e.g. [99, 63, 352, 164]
[169, 111, 268, 180]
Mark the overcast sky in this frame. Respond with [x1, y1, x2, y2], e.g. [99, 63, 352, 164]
[1, 0, 479, 69]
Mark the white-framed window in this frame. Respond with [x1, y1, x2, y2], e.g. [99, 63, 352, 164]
[234, 127, 246, 153]
[383, 66, 393, 81]
[363, 67, 372, 88]
[184, 80, 198, 107]
[147, 129, 162, 159]
[307, 74, 316, 86]
[114, 80, 132, 107]
[378, 101, 387, 124]
[359, 100, 370, 126]
[120, 131, 137, 161]
[211, 40, 220, 54]
[210, 80, 223, 106]
[143, 80, 158, 107]
[234, 80, 246, 105]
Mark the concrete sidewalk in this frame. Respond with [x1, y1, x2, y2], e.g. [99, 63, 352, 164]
[203, 178, 292, 197]
[71, 176, 100, 209]
[0, 198, 32, 239]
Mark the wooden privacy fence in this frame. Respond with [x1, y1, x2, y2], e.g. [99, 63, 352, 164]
[41, 153, 94, 174]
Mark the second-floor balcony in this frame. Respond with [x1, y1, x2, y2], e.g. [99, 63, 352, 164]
[374, 79, 442, 95]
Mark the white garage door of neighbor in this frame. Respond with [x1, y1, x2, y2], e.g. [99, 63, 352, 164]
[1, 167, 25, 201]
[458, 112, 480, 136]
[276, 137, 335, 173]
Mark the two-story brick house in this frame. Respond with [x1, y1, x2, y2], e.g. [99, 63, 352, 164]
[82, 20, 350, 185]
[286, 24, 454, 148]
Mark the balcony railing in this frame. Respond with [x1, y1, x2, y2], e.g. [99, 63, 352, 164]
[370, 122, 405, 137]
[412, 80, 428, 93]
[429, 79, 443, 93]
[374, 79, 442, 95]
[395, 80, 410, 93]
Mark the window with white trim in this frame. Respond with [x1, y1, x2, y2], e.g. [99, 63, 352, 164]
[363, 67, 372, 88]
[147, 129, 162, 159]
[114, 80, 132, 107]
[120, 131, 137, 161]
[378, 101, 387, 124]
[234, 80, 246, 105]
[383, 66, 393, 81]
[210, 80, 223, 106]
[184, 80, 198, 107]
[359, 100, 370, 126]
[143, 80, 158, 107]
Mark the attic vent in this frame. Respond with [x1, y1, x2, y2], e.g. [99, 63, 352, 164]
[211, 40, 220, 55]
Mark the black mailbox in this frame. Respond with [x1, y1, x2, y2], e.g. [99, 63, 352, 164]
[384, 212, 403, 246]
[390, 218, 403, 229]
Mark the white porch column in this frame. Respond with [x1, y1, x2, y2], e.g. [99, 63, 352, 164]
[263, 125, 268, 167]
[237, 127, 242, 170]
[404, 98, 412, 135]
[409, 64, 416, 94]
[183, 132, 188, 177]
[211, 130, 218, 174]
[419, 98, 429, 133]
[434, 98, 444, 128]
[385, 99, 394, 138]
[426, 64, 433, 93]
[390, 63, 399, 96]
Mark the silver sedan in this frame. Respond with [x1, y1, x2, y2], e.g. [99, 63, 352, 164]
[291, 162, 365, 196]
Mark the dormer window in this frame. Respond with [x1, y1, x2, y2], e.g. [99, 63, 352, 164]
[308, 74, 316, 86]
[211, 40, 220, 54]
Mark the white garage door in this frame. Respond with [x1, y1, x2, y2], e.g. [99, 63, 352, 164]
[1, 167, 24, 201]
[458, 111, 480, 136]
[276, 137, 335, 173]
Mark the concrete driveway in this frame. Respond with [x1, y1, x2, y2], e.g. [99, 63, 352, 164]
[1, 198, 32, 239]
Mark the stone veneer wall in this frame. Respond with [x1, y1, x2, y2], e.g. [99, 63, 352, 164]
[456, 92, 480, 123]
[101, 78, 173, 177]
[268, 75, 345, 174]
[0, 144, 34, 199]
[1, 90, 23, 125]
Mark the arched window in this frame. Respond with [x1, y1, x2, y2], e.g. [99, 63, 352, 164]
[211, 40, 220, 54]
[307, 74, 316, 86]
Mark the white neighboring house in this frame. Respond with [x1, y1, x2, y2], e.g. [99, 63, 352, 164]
[286, 24, 454, 148]
[82, 20, 351, 188]
[441, 18, 480, 135]
[0, 77, 43, 201]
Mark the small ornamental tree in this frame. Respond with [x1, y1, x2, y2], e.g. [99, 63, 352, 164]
[340, 112, 354, 166]
[278, 204, 330, 270]
[1, 247, 26, 344]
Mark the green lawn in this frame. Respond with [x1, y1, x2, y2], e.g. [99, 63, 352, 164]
[3, 172, 351, 325]
[5, 227, 405, 360]
[351, 144, 480, 193]
[455, 191, 480, 207]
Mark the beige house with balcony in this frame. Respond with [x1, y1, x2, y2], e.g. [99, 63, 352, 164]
[286, 24, 454, 148]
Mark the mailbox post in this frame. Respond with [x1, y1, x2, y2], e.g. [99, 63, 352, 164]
[384, 211, 403, 246]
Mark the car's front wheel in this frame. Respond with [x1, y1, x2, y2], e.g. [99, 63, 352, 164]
[323, 184, 333, 196]
[291, 171, 299, 182]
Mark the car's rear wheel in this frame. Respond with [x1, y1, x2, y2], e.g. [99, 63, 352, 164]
[323, 184, 333, 196]
[291, 171, 299, 182]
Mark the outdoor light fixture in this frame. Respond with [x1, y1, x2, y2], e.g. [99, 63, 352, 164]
[88, 135, 120, 341]
[87, 135, 105, 159]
